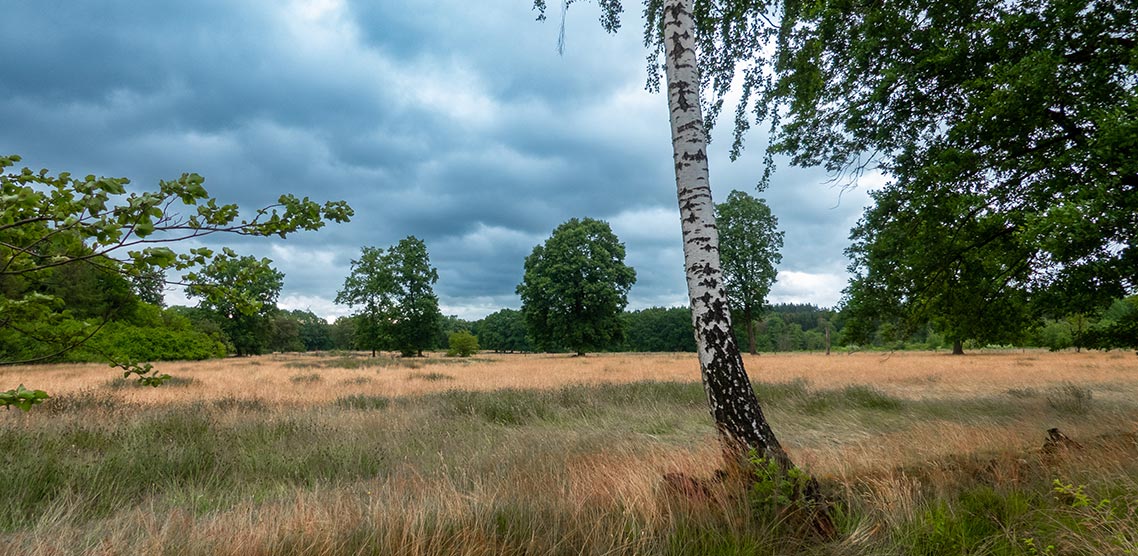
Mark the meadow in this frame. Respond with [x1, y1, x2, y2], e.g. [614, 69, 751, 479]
[1, 350, 1137, 555]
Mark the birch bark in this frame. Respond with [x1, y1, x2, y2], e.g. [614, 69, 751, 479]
[661, 0, 791, 469]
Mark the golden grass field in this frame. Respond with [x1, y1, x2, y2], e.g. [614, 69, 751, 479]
[6, 349, 1136, 405]
[2, 349, 1137, 555]
[7, 349, 1138, 474]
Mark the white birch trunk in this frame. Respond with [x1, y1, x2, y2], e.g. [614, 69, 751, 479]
[662, 0, 790, 467]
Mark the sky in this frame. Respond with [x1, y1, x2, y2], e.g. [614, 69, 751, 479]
[1, 0, 879, 321]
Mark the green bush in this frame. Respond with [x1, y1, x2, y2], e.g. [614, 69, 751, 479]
[447, 330, 479, 357]
[70, 321, 226, 363]
[1034, 320, 1074, 351]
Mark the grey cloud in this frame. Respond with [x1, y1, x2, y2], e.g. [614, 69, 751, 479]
[2, 0, 865, 320]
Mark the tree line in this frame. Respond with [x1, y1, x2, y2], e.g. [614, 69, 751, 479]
[5, 154, 1132, 366]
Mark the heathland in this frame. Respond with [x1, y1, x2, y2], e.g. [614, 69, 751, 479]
[2, 350, 1137, 555]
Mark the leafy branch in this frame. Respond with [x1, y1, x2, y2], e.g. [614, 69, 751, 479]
[0, 384, 50, 411]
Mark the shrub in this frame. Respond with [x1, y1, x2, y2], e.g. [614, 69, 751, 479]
[447, 330, 479, 357]
[71, 321, 227, 362]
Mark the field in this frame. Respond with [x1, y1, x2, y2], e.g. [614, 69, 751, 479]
[2, 350, 1137, 555]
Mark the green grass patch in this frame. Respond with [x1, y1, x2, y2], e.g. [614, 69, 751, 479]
[408, 371, 455, 381]
[429, 389, 555, 425]
[335, 395, 391, 410]
[799, 385, 904, 414]
[289, 373, 323, 384]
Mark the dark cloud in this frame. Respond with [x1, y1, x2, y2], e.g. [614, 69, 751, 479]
[2, 0, 872, 320]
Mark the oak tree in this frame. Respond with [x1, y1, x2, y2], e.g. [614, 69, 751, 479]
[843, 186, 1035, 354]
[385, 237, 443, 357]
[185, 252, 285, 357]
[517, 218, 636, 356]
[771, 0, 1137, 320]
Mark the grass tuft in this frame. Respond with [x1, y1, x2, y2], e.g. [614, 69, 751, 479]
[42, 389, 121, 414]
[289, 373, 323, 384]
[335, 394, 391, 410]
[408, 371, 455, 381]
[1006, 387, 1040, 398]
[213, 396, 268, 412]
[339, 376, 374, 385]
[1046, 382, 1093, 415]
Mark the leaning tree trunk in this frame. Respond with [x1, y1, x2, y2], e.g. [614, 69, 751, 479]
[662, 1, 835, 536]
[662, 0, 790, 471]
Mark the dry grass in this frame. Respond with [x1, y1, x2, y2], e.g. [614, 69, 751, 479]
[3, 350, 1138, 555]
[3, 349, 1136, 407]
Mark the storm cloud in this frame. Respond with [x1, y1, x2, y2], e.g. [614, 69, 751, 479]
[1, 0, 875, 320]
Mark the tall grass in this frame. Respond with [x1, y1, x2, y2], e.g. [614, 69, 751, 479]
[1, 352, 1137, 554]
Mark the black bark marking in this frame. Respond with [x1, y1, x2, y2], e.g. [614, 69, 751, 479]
[681, 149, 707, 162]
[677, 120, 702, 134]
[665, 30, 693, 68]
[670, 79, 694, 112]
[697, 277, 719, 289]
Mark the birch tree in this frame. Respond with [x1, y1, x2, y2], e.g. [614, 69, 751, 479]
[658, 0, 793, 467]
[540, 0, 835, 534]
[533, 0, 802, 474]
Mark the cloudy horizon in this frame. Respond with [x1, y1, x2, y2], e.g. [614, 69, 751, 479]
[2, 0, 879, 322]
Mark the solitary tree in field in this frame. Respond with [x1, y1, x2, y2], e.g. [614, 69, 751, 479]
[337, 237, 442, 357]
[517, 218, 636, 356]
[336, 246, 392, 356]
[385, 237, 443, 357]
[717, 190, 783, 355]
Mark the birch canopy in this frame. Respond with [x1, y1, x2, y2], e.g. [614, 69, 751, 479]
[536, 0, 1137, 307]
